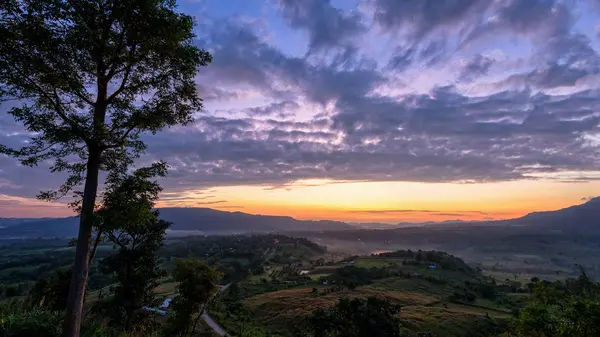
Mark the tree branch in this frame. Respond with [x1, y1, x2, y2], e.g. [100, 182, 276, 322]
[8, 64, 89, 143]
[106, 44, 137, 103]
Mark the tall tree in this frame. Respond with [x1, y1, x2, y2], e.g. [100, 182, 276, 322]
[96, 162, 170, 332]
[0, 1, 211, 335]
[167, 257, 221, 337]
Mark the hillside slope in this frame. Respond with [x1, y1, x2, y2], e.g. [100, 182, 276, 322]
[0, 208, 351, 238]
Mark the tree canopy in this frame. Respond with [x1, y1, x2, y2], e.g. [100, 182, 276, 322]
[301, 297, 402, 337]
[509, 270, 600, 337]
[167, 257, 222, 336]
[95, 163, 170, 333]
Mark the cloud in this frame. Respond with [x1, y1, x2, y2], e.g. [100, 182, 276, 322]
[1, 0, 600, 203]
[195, 200, 227, 205]
[459, 54, 495, 82]
[348, 209, 488, 215]
[372, 0, 491, 40]
[277, 0, 366, 52]
[244, 101, 299, 118]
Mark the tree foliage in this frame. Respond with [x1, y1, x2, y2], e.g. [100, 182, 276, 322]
[94, 163, 170, 332]
[509, 270, 600, 337]
[0, 0, 210, 334]
[27, 268, 72, 311]
[300, 297, 402, 337]
[166, 257, 221, 336]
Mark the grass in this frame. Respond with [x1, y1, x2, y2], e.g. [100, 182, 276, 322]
[354, 257, 405, 268]
[308, 273, 331, 280]
[400, 305, 508, 337]
[371, 277, 456, 299]
[243, 284, 509, 337]
[153, 281, 178, 296]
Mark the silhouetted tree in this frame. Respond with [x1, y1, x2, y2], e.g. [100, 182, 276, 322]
[96, 163, 170, 333]
[0, 1, 211, 335]
[27, 268, 72, 311]
[166, 257, 221, 336]
[301, 297, 401, 337]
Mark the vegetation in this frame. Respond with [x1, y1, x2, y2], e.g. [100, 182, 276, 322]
[165, 257, 221, 336]
[27, 268, 71, 311]
[0, 0, 210, 334]
[2, 228, 600, 337]
[300, 297, 401, 337]
[93, 164, 170, 333]
[508, 270, 600, 337]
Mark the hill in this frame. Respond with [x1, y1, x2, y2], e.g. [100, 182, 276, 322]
[0, 208, 351, 238]
[509, 196, 600, 233]
[158, 207, 351, 233]
[211, 249, 512, 337]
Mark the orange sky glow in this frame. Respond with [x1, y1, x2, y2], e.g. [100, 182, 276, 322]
[1, 178, 598, 222]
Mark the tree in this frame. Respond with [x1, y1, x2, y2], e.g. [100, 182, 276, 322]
[0, 1, 211, 335]
[27, 268, 72, 311]
[166, 257, 221, 336]
[95, 163, 170, 332]
[301, 297, 401, 337]
[510, 271, 600, 337]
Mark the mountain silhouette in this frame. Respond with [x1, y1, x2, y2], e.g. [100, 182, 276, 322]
[0, 207, 350, 238]
[510, 197, 600, 233]
[0, 198, 598, 238]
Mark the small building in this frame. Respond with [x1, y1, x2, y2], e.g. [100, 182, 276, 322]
[322, 281, 328, 285]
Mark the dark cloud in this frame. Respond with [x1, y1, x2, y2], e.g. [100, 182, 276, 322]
[196, 84, 245, 102]
[496, 0, 571, 36]
[373, 0, 491, 39]
[195, 200, 227, 205]
[277, 0, 366, 51]
[465, 0, 572, 43]
[386, 45, 416, 71]
[244, 101, 299, 118]
[200, 20, 306, 98]
[459, 54, 494, 82]
[348, 209, 488, 215]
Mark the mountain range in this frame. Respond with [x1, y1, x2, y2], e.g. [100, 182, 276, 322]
[0, 197, 598, 239]
[0, 207, 351, 238]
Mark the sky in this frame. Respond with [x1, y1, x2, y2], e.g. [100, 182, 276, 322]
[1, 0, 600, 222]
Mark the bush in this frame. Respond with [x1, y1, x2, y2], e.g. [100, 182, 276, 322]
[0, 310, 63, 337]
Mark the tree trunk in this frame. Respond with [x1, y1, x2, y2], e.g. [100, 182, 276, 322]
[88, 230, 103, 265]
[63, 148, 101, 337]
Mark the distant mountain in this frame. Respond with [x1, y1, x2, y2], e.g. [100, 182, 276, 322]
[0, 217, 79, 238]
[508, 197, 600, 233]
[0, 197, 598, 239]
[158, 207, 351, 233]
[0, 207, 351, 238]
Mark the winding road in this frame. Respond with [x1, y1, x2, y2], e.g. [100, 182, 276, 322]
[201, 282, 232, 336]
